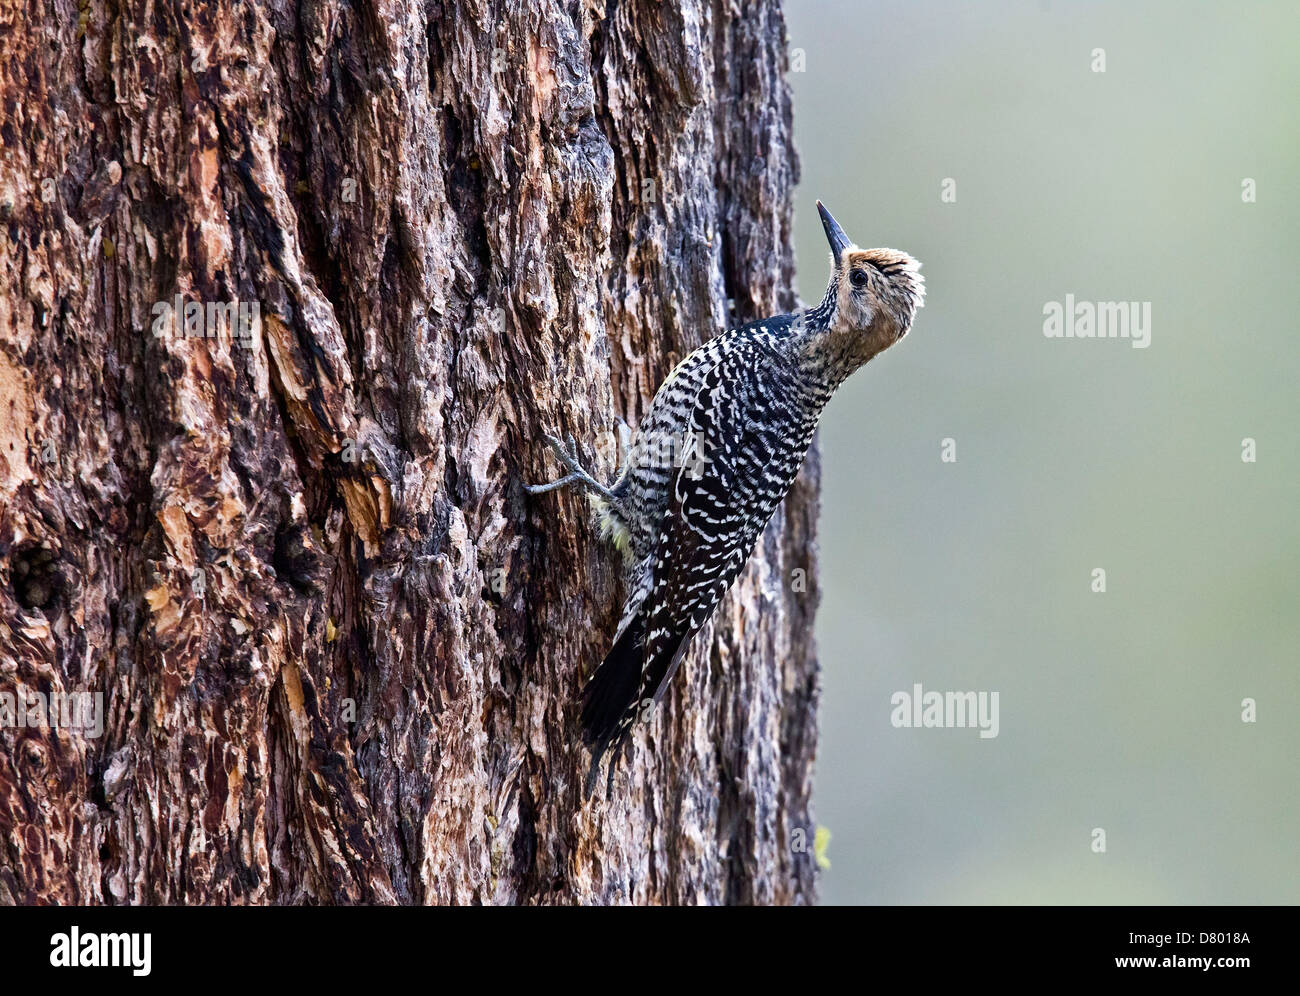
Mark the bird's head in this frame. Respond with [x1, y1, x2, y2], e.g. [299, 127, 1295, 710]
[817, 200, 924, 356]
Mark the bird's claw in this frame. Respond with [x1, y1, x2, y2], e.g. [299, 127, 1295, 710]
[542, 433, 585, 476]
[524, 429, 614, 500]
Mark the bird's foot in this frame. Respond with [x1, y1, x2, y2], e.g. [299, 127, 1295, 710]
[524, 432, 615, 501]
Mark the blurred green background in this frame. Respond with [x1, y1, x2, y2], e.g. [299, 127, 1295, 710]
[785, 0, 1299, 904]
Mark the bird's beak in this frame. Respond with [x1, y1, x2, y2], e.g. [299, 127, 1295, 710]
[817, 200, 852, 266]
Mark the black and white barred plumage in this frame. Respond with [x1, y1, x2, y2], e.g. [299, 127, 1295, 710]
[528, 202, 924, 794]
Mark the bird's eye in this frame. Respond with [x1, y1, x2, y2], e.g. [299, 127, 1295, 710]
[850, 269, 869, 288]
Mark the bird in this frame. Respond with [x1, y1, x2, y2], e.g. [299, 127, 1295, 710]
[526, 201, 924, 795]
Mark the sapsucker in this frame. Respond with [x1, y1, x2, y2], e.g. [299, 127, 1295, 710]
[527, 202, 924, 794]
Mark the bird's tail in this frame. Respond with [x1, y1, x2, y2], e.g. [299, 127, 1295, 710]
[580, 613, 646, 797]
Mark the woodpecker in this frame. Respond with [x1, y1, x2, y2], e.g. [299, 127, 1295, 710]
[527, 201, 924, 795]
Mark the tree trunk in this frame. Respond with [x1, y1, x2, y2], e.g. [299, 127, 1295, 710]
[0, 0, 818, 904]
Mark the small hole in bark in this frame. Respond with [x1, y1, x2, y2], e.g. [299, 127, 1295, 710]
[13, 542, 61, 610]
[21, 740, 47, 774]
[273, 524, 321, 594]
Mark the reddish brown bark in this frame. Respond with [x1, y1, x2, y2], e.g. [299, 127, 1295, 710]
[0, 0, 818, 904]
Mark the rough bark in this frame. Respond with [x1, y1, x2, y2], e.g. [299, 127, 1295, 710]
[0, 0, 819, 904]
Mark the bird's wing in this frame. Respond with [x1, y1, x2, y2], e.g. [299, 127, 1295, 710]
[581, 321, 814, 794]
[579, 332, 754, 783]
[637, 332, 806, 710]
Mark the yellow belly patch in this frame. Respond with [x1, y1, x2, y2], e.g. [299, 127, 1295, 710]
[590, 494, 634, 562]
